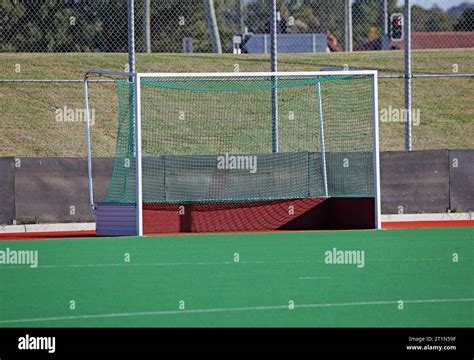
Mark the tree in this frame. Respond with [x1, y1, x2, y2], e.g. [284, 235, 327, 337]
[411, 5, 456, 33]
[454, 8, 474, 31]
[1, 0, 112, 52]
[0, 1, 25, 51]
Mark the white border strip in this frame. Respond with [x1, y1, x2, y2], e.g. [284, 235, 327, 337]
[382, 212, 474, 222]
[0, 223, 95, 234]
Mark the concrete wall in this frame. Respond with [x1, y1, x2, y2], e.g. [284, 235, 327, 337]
[449, 150, 474, 212]
[380, 150, 450, 214]
[380, 150, 473, 214]
[0, 150, 472, 224]
[0, 158, 113, 225]
[0, 158, 15, 224]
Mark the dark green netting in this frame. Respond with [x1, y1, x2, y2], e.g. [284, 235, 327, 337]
[104, 75, 374, 204]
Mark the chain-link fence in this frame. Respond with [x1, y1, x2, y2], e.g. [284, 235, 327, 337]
[2, 1, 473, 54]
[0, 0, 473, 157]
[1, 0, 130, 52]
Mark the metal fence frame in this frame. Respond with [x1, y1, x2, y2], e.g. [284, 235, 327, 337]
[1, 0, 473, 151]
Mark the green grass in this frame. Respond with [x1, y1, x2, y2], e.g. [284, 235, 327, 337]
[0, 49, 473, 156]
[0, 227, 472, 327]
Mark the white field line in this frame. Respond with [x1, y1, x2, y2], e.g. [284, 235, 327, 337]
[298, 277, 332, 280]
[0, 257, 447, 270]
[0, 298, 473, 325]
[0, 259, 325, 270]
[372, 258, 443, 262]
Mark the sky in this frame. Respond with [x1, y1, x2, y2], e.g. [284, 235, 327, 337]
[397, 0, 473, 11]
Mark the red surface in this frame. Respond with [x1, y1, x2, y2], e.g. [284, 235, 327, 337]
[395, 32, 474, 50]
[143, 197, 376, 233]
[0, 219, 472, 241]
[143, 199, 327, 233]
[412, 32, 474, 49]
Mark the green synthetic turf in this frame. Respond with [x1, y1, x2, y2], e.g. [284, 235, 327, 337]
[0, 227, 472, 327]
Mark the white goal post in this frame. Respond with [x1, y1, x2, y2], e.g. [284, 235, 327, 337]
[84, 70, 381, 236]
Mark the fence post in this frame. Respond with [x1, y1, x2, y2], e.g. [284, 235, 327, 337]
[270, 0, 279, 153]
[345, 0, 353, 52]
[128, 0, 136, 74]
[239, 0, 245, 33]
[204, 0, 222, 54]
[144, 0, 151, 53]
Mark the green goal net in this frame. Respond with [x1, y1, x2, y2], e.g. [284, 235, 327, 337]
[103, 73, 376, 205]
